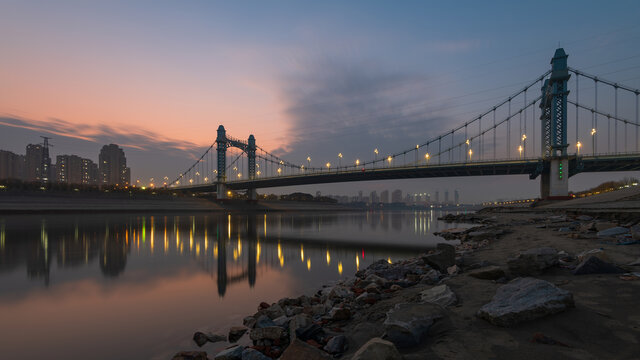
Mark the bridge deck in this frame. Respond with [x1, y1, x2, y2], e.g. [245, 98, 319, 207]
[174, 154, 640, 192]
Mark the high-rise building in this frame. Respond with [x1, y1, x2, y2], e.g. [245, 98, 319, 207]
[444, 190, 449, 204]
[25, 143, 51, 183]
[56, 155, 98, 185]
[391, 189, 402, 203]
[370, 190, 378, 204]
[99, 144, 130, 186]
[380, 190, 389, 203]
[455, 190, 460, 205]
[0, 150, 25, 180]
[435, 191, 440, 204]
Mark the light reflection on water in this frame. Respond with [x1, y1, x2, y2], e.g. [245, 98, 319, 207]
[0, 210, 469, 360]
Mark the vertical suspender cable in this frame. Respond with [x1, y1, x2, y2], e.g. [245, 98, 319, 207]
[575, 74, 579, 152]
[507, 99, 511, 159]
[479, 116, 482, 161]
[595, 79, 598, 154]
[636, 92, 639, 152]
[493, 109, 496, 159]
[614, 85, 618, 154]
[524, 89, 527, 158]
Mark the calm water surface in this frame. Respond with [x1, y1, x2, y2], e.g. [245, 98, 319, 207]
[0, 210, 469, 359]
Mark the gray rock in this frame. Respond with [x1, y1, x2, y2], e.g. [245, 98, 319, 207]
[327, 285, 353, 300]
[241, 348, 270, 360]
[193, 331, 226, 347]
[289, 313, 312, 342]
[468, 265, 505, 280]
[507, 247, 558, 276]
[364, 274, 388, 286]
[355, 291, 380, 304]
[572, 256, 625, 275]
[280, 339, 333, 360]
[214, 345, 244, 360]
[328, 307, 351, 321]
[228, 326, 247, 343]
[264, 304, 285, 319]
[254, 315, 276, 329]
[323, 334, 348, 354]
[597, 226, 630, 238]
[422, 243, 456, 272]
[420, 269, 442, 284]
[172, 351, 208, 360]
[383, 302, 444, 348]
[273, 315, 290, 327]
[352, 337, 402, 360]
[249, 326, 284, 341]
[419, 284, 457, 307]
[285, 305, 304, 317]
[477, 277, 574, 326]
[576, 215, 593, 221]
[447, 264, 461, 275]
[242, 316, 256, 329]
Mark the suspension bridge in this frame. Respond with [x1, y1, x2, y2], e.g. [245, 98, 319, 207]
[169, 48, 640, 200]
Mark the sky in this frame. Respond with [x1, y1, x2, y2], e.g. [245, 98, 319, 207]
[1, 0, 640, 202]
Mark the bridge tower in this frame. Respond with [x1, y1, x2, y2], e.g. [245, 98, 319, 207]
[247, 134, 257, 201]
[539, 48, 571, 199]
[216, 125, 228, 199]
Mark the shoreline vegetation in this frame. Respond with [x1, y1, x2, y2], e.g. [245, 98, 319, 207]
[172, 202, 640, 360]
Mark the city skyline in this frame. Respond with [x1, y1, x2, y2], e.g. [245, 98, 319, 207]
[2, 1, 640, 201]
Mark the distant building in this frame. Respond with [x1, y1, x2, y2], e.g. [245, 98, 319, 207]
[392, 189, 402, 203]
[435, 191, 440, 204]
[98, 144, 130, 186]
[25, 143, 51, 183]
[358, 190, 363, 202]
[0, 150, 25, 180]
[444, 190, 449, 204]
[370, 190, 378, 204]
[455, 190, 460, 205]
[56, 155, 98, 185]
[380, 190, 389, 203]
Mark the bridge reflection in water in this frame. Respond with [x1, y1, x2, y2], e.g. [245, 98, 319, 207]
[0, 211, 463, 296]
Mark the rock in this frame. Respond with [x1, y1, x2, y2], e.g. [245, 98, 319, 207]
[447, 264, 461, 275]
[420, 269, 441, 284]
[193, 331, 226, 347]
[477, 277, 574, 326]
[228, 327, 248, 343]
[364, 283, 381, 293]
[279, 339, 333, 360]
[576, 215, 593, 221]
[364, 274, 388, 287]
[254, 315, 276, 329]
[172, 351, 208, 360]
[285, 306, 304, 317]
[323, 334, 348, 354]
[295, 323, 326, 342]
[389, 284, 403, 291]
[579, 222, 597, 232]
[420, 284, 457, 307]
[243, 316, 256, 329]
[422, 243, 456, 272]
[263, 304, 285, 319]
[572, 256, 625, 275]
[631, 225, 640, 240]
[351, 337, 402, 360]
[250, 326, 284, 341]
[327, 285, 353, 300]
[594, 221, 617, 232]
[597, 226, 630, 238]
[289, 313, 312, 342]
[507, 247, 558, 276]
[628, 258, 640, 266]
[273, 315, 290, 327]
[383, 302, 444, 348]
[468, 265, 505, 280]
[214, 345, 244, 360]
[328, 307, 351, 321]
[241, 348, 271, 360]
[355, 292, 380, 305]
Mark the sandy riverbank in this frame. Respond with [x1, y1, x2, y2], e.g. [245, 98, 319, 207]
[173, 206, 640, 360]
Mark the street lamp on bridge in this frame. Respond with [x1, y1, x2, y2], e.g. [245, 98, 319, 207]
[338, 153, 343, 169]
[518, 145, 523, 159]
[374, 148, 379, 166]
[468, 149, 473, 161]
[425, 153, 430, 164]
[576, 141, 582, 155]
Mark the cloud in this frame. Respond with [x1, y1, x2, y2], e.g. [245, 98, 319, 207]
[275, 60, 453, 164]
[0, 115, 202, 154]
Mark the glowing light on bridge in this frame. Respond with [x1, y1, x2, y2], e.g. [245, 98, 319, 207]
[326, 162, 331, 169]
[468, 148, 473, 161]
[576, 141, 582, 155]
[355, 159, 360, 166]
[518, 145, 523, 158]
[425, 153, 430, 163]
[277, 168, 282, 175]
[591, 128, 597, 135]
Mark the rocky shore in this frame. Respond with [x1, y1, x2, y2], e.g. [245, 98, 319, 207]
[173, 208, 640, 360]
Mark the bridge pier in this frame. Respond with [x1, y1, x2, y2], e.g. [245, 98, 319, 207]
[540, 157, 569, 199]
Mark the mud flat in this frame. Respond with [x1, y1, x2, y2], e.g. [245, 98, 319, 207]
[173, 206, 640, 360]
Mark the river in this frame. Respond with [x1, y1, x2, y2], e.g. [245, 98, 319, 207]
[0, 210, 470, 359]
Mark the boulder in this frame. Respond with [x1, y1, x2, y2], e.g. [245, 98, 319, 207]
[254, 315, 276, 329]
[243, 316, 256, 329]
[241, 348, 271, 360]
[355, 292, 380, 305]
[351, 337, 402, 360]
[249, 326, 284, 341]
[447, 264, 461, 275]
[273, 315, 290, 327]
[327, 285, 353, 300]
[172, 351, 208, 360]
[597, 226, 630, 238]
[468, 265, 505, 280]
[289, 313, 312, 342]
[193, 331, 226, 347]
[279, 339, 333, 360]
[507, 247, 558, 276]
[328, 307, 351, 321]
[572, 256, 625, 275]
[419, 284, 457, 307]
[323, 334, 348, 354]
[294, 323, 326, 343]
[477, 277, 574, 326]
[383, 302, 444, 348]
[214, 345, 244, 360]
[422, 243, 456, 272]
[576, 215, 593, 221]
[228, 326, 247, 343]
[264, 304, 286, 319]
